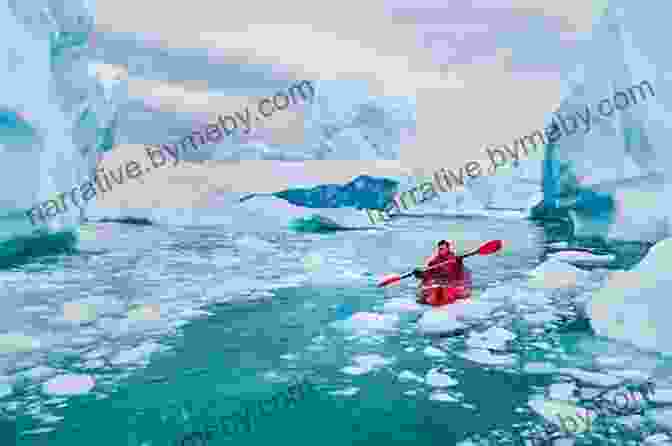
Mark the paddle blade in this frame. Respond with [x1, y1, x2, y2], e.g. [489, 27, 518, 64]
[477, 239, 502, 255]
[377, 274, 402, 287]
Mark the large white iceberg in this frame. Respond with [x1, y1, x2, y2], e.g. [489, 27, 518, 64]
[588, 237, 672, 353]
[537, 1, 672, 244]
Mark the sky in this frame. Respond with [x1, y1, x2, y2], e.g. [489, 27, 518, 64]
[89, 0, 607, 210]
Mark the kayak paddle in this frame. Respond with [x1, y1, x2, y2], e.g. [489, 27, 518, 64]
[376, 239, 503, 288]
[459, 239, 502, 259]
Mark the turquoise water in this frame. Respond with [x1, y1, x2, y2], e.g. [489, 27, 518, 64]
[1, 216, 665, 445]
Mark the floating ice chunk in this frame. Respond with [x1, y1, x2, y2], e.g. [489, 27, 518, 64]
[37, 414, 64, 424]
[236, 236, 276, 253]
[0, 332, 41, 353]
[548, 242, 569, 249]
[588, 238, 672, 354]
[452, 300, 502, 320]
[381, 299, 424, 314]
[547, 250, 615, 265]
[429, 391, 458, 402]
[398, 370, 424, 383]
[22, 305, 51, 313]
[423, 346, 447, 358]
[529, 258, 588, 277]
[42, 374, 95, 396]
[425, 368, 458, 388]
[527, 259, 589, 289]
[549, 382, 576, 401]
[340, 366, 371, 376]
[20, 366, 58, 381]
[557, 368, 622, 387]
[594, 356, 631, 367]
[607, 369, 651, 381]
[178, 308, 214, 319]
[460, 349, 516, 366]
[479, 284, 517, 302]
[642, 433, 672, 445]
[352, 354, 395, 369]
[650, 389, 672, 404]
[331, 312, 400, 332]
[329, 387, 359, 397]
[83, 347, 113, 360]
[417, 308, 467, 335]
[524, 311, 557, 325]
[466, 326, 515, 350]
[81, 359, 106, 370]
[110, 342, 163, 365]
[341, 354, 394, 376]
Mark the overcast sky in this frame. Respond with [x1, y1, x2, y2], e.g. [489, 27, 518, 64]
[90, 0, 608, 210]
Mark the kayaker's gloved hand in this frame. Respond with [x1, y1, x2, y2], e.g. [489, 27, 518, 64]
[412, 268, 425, 279]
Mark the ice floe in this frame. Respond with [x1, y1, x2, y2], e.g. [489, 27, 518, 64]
[381, 298, 424, 314]
[588, 237, 672, 354]
[398, 370, 424, 383]
[526, 259, 590, 289]
[416, 308, 467, 335]
[557, 368, 622, 387]
[42, 374, 95, 396]
[477, 284, 517, 302]
[340, 354, 395, 376]
[429, 391, 458, 402]
[20, 366, 58, 381]
[465, 326, 516, 350]
[331, 312, 400, 332]
[650, 389, 672, 404]
[329, 387, 360, 397]
[548, 382, 576, 401]
[547, 250, 615, 265]
[425, 368, 458, 388]
[459, 349, 516, 366]
[523, 311, 558, 325]
[423, 346, 447, 358]
[453, 300, 504, 320]
[110, 342, 165, 366]
[642, 433, 672, 445]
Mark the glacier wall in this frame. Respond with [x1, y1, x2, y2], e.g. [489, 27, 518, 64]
[1, 0, 126, 240]
[537, 2, 672, 244]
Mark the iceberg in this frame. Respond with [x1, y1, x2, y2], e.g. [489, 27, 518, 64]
[587, 237, 672, 354]
[536, 2, 671, 245]
[0, 0, 124, 264]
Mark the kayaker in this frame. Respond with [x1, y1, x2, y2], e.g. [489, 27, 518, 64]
[413, 240, 470, 305]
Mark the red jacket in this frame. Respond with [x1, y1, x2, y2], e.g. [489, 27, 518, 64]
[423, 253, 464, 284]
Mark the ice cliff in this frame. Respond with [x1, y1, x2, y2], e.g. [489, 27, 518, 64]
[535, 2, 672, 245]
[541, 2, 672, 354]
[0, 0, 124, 250]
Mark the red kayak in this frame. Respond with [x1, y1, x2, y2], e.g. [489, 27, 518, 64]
[416, 270, 472, 307]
